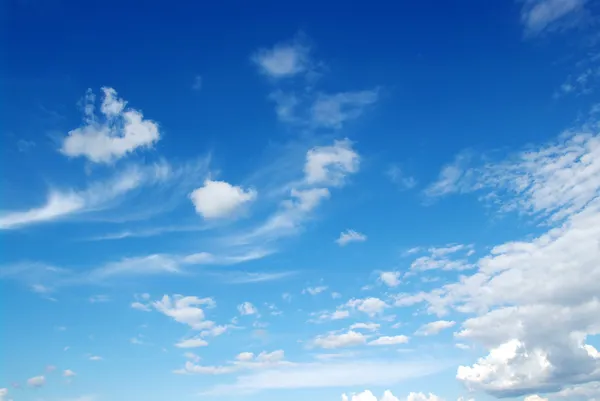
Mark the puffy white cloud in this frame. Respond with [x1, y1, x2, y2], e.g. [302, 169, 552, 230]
[63, 369, 76, 377]
[131, 301, 151, 312]
[189, 179, 256, 219]
[379, 271, 401, 287]
[238, 301, 258, 316]
[413, 125, 600, 397]
[368, 335, 410, 346]
[0, 388, 7, 401]
[520, 0, 586, 36]
[61, 87, 160, 163]
[305, 139, 360, 186]
[415, 320, 456, 336]
[336, 229, 367, 246]
[27, 375, 45, 387]
[310, 90, 378, 129]
[312, 309, 351, 322]
[350, 322, 380, 331]
[313, 331, 367, 349]
[252, 37, 311, 79]
[152, 295, 216, 330]
[346, 297, 388, 317]
[406, 393, 444, 401]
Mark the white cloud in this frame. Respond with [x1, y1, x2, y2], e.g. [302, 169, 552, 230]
[336, 229, 367, 246]
[313, 331, 367, 349]
[252, 37, 311, 79]
[152, 295, 216, 330]
[350, 322, 380, 331]
[89, 356, 102, 361]
[131, 301, 151, 311]
[313, 309, 351, 322]
[415, 320, 456, 336]
[346, 297, 388, 317]
[406, 393, 445, 401]
[305, 139, 360, 186]
[0, 388, 7, 401]
[520, 0, 586, 36]
[176, 349, 291, 375]
[379, 271, 401, 287]
[63, 369, 76, 377]
[189, 179, 256, 219]
[184, 352, 201, 363]
[368, 335, 410, 346]
[410, 124, 600, 397]
[238, 301, 258, 316]
[524, 396, 548, 401]
[27, 376, 45, 387]
[61, 87, 160, 163]
[200, 359, 449, 395]
[303, 285, 328, 295]
[311, 90, 378, 129]
[219, 271, 297, 284]
[175, 337, 209, 348]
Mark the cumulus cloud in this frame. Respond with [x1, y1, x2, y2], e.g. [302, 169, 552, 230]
[27, 376, 45, 387]
[346, 297, 388, 317]
[411, 122, 600, 397]
[379, 271, 401, 287]
[415, 320, 456, 336]
[252, 36, 311, 79]
[63, 369, 76, 377]
[350, 322, 380, 331]
[238, 301, 258, 316]
[175, 337, 209, 348]
[336, 229, 367, 246]
[368, 335, 410, 346]
[305, 139, 360, 186]
[189, 179, 256, 219]
[313, 330, 367, 349]
[152, 295, 216, 330]
[60, 87, 160, 163]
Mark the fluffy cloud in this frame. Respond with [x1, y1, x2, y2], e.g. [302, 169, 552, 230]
[189, 179, 256, 219]
[238, 301, 258, 316]
[0, 388, 7, 401]
[410, 124, 600, 397]
[346, 297, 388, 317]
[152, 295, 216, 330]
[252, 36, 311, 79]
[27, 375, 45, 387]
[336, 229, 367, 246]
[368, 335, 410, 346]
[523, 396, 548, 401]
[303, 285, 328, 295]
[350, 322, 380, 331]
[313, 331, 367, 349]
[305, 139, 360, 186]
[61, 87, 160, 163]
[63, 369, 76, 377]
[175, 349, 291, 375]
[379, 271, 401, 287]
[415, 320, 456, 336]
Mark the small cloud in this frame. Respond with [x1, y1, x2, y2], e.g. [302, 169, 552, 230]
[368, 335, 410, 346]
[379, 271, 401, 287]
[27, 375, 45, 388]
[310, 90, 378, 129]
[63, 369, 76, 377]
[17, 139, 35, 152]
[313, 330, 367, 349]
[238, 301, 258, 316]
[303, 285, 328, 295]
[415, 320, 456, 336]
[175, 337, 208, 348]
[520, 0, 587, 36]
[251, 35, 311, 79]
[89, 355, 103, 361]
[192, 75, 202, 91]
[88, 294, 110, 303]
[189, 179, 256, 220]
[131, 301, 152, 312]
[336, 229, 367, 246]
[46, 365, 57, 373]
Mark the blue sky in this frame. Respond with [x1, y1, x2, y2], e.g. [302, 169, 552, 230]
[1, 0, 600, 401]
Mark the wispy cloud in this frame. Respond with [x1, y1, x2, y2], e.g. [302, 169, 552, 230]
[335, 229, 367, 246]
[520, 0, 588, 36]
[215, 271, 298, 284]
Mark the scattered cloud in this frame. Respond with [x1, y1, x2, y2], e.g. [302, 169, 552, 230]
[313, 330, 367, 349]
[27, 376, 45, 387]
[217, 270, 297, 284]
[368, 335, 410, 346]
[88, 294, 110, 303]
[346, 297, 389, 317]
[60, 87, 160, 164]
[310, 90, 379, 129]
[88, 356, 102, 361]
[175, 337, 209, 348]
[350, 322, 380, 331]
[238, 301, 258, 316]
[189, 179, 256, 219]
[252, 35, 312, 79]
[387, 165, 417, 190]
[415, 320, 456, 336]
[379, 271, 401, 287]
[63, 369, 76, 377]
[520, 0, 588, 36]
[303, 285, 328, 295]
[336, 229, 367, 246]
